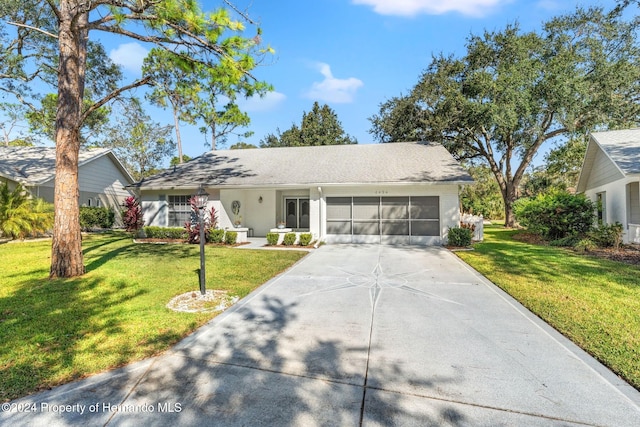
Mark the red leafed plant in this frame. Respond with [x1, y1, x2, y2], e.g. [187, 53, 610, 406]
[184, 196, 218, 244]
[122, 196, 143, 232]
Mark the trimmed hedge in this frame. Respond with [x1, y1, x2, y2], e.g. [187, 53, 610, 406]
[208, 228, 225, 244]
[224, 231, 238, 245]
[79, 207, 115, 230]
[299, 233, 312, 246]
[143, 226, 186, 240]
[448, 227, 473, 247]
[283, 232, 296, 246]
[266, 232, 279, 246]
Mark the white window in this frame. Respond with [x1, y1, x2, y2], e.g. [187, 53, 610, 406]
[168, 195, 192, 227]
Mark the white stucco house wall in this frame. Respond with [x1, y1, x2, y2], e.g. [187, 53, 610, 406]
[576, 129, 640, 244]
[0, 146, 135, 225]
[132, 142, 473, 245]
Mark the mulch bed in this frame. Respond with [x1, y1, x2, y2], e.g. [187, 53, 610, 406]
[511, 232, 640, 266]
[586, 246, 640, 266]
[511, 232, 548, 246]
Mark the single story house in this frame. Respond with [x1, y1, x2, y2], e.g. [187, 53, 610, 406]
[133, 142, 473, 245]
[0, 146, 135, 225]
[577, 129, 640, 244]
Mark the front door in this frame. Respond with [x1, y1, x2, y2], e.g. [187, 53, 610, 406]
[285, 198, 310, 229]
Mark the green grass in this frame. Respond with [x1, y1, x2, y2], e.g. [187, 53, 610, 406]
[456, 226, 640, 390]
[0, 232, 307, 401]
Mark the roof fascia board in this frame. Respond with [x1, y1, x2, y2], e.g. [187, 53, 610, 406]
[576, 136, 598, 193]
[105, 151, 136, 184]
[136, 181, 472, 192]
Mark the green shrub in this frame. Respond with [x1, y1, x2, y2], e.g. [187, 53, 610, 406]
[588, 222, 624, 249]
[224, 231, 237, 245]
[165, 228, 187, 239]
[514, 191, 595, 240]
[283, 232, 296, 246]
[574, 238, 597, 253]
[266, 232, 279, 245]
[549, 235, 581, 247]
[448, 227, 473, 247]
[143, 226, 186, 240]
[0, 183, 53, 239]
[208, 229, 225, 244]
[299, 233, 313, 246]
[79, 206, 115, 230]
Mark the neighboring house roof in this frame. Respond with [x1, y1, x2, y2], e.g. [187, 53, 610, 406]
[577, 129, 640, 193]
[0, 146, 135, 186]
[134, 142, 473, 190]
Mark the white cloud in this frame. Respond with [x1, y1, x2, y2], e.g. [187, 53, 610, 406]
[239, 91, 286, 112]
[304, 63, 363, 104]
[109, 42, 149, 74]
[352, 0, 506, 17]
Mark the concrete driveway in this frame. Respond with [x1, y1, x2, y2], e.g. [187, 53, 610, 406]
[3, 245, 640, 426]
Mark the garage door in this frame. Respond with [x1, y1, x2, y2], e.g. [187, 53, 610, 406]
[326, 196, 440, 244]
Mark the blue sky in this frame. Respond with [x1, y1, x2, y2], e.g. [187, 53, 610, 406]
[101, 0, 619, 163]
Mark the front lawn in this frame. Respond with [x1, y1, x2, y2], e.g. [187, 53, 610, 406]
[456, 226, 640, 390]
[0, 232, 307, 402]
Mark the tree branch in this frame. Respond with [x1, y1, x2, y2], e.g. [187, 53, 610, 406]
[43, 0, 62, 21]
[81, 77, 151, 122]
[88, 12, 158, 29]
[0, 87, 39, 112]
[7, 22, 58, 39]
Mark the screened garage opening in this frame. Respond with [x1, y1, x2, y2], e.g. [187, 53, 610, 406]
[326, 196, 440, 244]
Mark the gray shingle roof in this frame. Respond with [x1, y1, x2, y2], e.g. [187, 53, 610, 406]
[590, 129, 640, 175]
[0, 146, 132, 185]
[135, 142, 472, 190]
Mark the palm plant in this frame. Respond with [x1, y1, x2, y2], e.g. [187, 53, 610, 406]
[0, 182, 54, 239]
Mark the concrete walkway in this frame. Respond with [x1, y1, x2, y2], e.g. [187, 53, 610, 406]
[2, 245, 640, 426]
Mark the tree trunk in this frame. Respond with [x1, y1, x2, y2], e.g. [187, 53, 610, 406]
[50, 2, 86, 278]
[172, 106, 184, 163]
[503, 183, 518, 228]
[210, 121, 216, 151]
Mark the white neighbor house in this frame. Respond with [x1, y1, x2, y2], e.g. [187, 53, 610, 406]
[133, 142, 473, 245]
[577, 129, 640, 244]
[0, 146, 135, 225]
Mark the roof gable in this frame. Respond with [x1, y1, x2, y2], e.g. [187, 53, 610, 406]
[135, 142, 473, 190]
[577, 129, 640, 192]
[0, 146, 134, 186]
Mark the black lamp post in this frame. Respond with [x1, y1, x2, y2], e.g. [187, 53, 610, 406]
[195, 185, 209, 295]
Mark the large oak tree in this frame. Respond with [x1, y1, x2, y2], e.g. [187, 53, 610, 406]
[0, 0, 271, 277]
[369, 7, 640, 226]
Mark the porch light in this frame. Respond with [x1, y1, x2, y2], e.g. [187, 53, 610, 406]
[196, 185, 209, 295]
[195, 185, 209, 209]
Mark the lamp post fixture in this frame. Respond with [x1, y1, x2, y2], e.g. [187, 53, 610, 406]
[195, 185, 209, 295]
